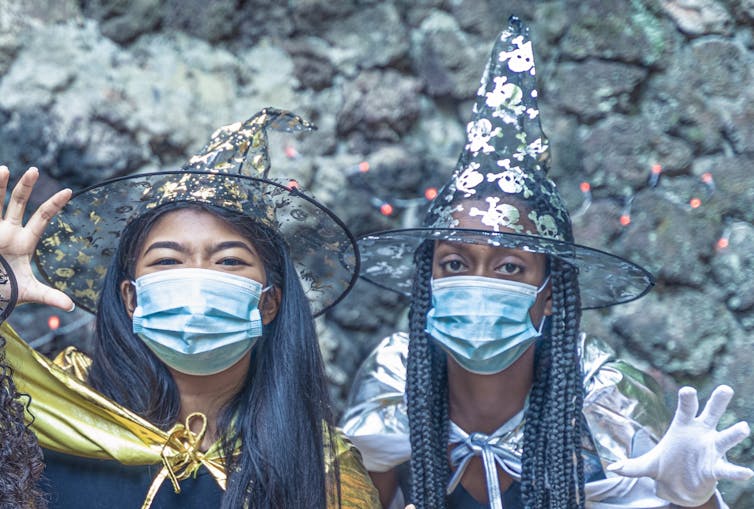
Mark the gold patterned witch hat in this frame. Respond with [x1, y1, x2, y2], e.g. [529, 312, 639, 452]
[35, 108, 358, 316]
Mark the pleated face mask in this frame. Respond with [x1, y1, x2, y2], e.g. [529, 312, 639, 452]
[425, 275, 549, 374]
[132, 268, 268, 376]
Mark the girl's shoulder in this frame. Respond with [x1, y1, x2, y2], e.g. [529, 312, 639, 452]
[327, 427, 383, 508]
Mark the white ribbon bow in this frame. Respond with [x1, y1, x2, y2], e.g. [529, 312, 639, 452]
[447, 408, 526, 509]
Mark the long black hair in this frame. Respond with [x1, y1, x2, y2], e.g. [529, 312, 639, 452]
[0, 336, 47, 508]
[405, 241, 585, 509]
[87, 201, 338, 508]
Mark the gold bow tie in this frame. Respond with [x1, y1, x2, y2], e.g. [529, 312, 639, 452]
[142, 412, 227, 509]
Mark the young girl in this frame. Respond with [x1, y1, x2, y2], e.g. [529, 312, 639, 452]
[341, 19, 751, 509]
[1, 109, 379, 508]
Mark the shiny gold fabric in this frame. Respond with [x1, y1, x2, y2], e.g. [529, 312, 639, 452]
[3, 323, 380, 508]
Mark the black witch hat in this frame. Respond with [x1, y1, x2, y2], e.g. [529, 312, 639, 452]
[357, 18, 653, 309]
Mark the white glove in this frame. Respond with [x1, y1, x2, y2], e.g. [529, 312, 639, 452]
[607, 385, 753, 508]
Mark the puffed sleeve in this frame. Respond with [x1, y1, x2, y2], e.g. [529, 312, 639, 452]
[580, 334, 668, 508]
[339, 332, 411, 473]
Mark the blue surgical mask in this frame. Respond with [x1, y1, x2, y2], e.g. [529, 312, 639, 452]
[425, 275, 549, 375]
[132, 268, 268, 376]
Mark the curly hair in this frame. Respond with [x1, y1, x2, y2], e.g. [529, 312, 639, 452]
[406, 242, 585, 509]
[0, 336, 46, 508]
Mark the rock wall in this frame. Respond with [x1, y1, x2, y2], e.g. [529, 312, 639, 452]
[1, 0, 752, 504]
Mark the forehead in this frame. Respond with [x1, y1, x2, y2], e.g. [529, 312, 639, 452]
[145, 208, 247, 241]
[434, 239, 547, 266]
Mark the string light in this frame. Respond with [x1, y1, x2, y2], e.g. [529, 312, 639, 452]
[29, 314, 95, 349]
[380, 203, 394, 216]
[688, 172, 715, 210]
[572, 181, 593, 218]
[352, 160, 726, 238]
[284, 145, 300, 159]
[619, 195, 634, 227]
[48, 315, 60, 331]
[348, 159, 440, 215]
[648, 164, 662, 187]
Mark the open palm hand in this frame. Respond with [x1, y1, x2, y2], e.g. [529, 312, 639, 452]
[0, 165, 74, 311]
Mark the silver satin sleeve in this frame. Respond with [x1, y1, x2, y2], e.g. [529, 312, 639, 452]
[340, 332, 412, 472]
[340, 331, 730, 508]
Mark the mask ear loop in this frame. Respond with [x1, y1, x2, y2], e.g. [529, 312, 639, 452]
[533, 260, 552, 335]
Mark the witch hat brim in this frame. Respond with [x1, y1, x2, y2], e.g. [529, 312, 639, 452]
[358, 228, 653, 309]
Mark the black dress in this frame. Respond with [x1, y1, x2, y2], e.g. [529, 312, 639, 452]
[41, 449, 222, 509]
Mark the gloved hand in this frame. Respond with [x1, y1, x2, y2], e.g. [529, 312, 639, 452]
[607, 385, 752, 508]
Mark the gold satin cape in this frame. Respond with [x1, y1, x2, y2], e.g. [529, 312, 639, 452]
[2, 323, 379, 508]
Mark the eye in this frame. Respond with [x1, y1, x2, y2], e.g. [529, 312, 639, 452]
[440, 259, 467, 274]
[496, 262, 522, 276]
[152, 258, 180, 266]
[217, 257, 249, 267]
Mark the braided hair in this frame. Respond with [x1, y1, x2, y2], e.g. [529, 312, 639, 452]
[405, 243, 585, 509]
[0, 336, 46, 508]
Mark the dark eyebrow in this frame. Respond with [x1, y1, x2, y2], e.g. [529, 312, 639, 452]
[144, 241, 186, 254]
[209, 241, 257, 256]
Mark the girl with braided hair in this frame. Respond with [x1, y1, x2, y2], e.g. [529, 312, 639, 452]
[341, 18, 751, 509]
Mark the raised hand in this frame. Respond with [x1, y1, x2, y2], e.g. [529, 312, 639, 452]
[608, 385, 752, 507]
[0, 165, 74, 311]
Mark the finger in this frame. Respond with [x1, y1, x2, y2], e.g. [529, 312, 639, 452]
[713, 460, 754, 481]
[39, 285, 75, 312]
[606, 454, 659, 478]
[5, 167, 39, 225]
[25, 188, 72, 239]
[698, 385, 734, 428]
[0, 165, 9, 215]
[673, 386, 699, 426]
[715, 421, 750, 454]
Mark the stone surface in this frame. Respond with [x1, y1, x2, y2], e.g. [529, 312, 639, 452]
[322, 3, 409, 72]
[410, 10, 488, 98]
[558, 0, 675, 67]
[613, 290, 732, 377]
[581, 115, 693, 188]
[661, 0, 734, 35]
[547, 59, 648, 122]
[336, 69, 421, 145]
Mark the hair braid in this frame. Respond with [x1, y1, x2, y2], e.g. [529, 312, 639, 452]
[562, 260, 585, 506]
[406, 242, 449, 509]
[521, 258, 584, 508]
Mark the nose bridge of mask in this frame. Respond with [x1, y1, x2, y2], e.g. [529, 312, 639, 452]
[133, 268, 264, 318]
[431, 276, 539, 321]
